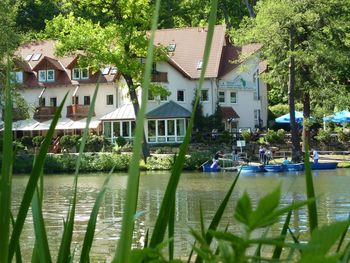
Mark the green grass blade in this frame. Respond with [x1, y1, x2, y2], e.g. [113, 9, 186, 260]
[341, 242, 350, 263]
[199, 203, 206, 239]
[57, 78, 100, 263]
[0, 58, 13, 263]
[303, 142, 318, 232]
[168, 199, 175, 261]
[80, 169, 113, 263]
[337, 214, 350, 252]
[272, 210, 292, 259]
[113, 1, 160, 262]
[10, 213, 22, 263]
[8, 92, 68, 262]
[187, 241, 196, 263]
[194, 172, 240, 263]
[31, 188, 52, 263]
[149, 0, 218, 249]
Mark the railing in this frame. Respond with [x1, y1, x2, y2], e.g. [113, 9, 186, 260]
[67, 104, 95, 119]
[34, 106, 58, 120]
[151, 72, 168, 83]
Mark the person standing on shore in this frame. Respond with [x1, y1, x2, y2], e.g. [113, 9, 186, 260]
[312, 149, 319, 164]
[259, 145, 265, 164]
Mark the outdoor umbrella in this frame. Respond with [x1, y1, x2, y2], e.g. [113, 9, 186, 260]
[275, 111, 304, 124]
[323, 110, 350, 124]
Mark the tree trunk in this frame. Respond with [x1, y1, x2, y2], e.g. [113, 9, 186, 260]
[302, 91, 311, 152]
[245, 0, 256, 18]
[123, 74, 150, 161]
[220, 0, 232, 30]
[288, 26, 301, 163]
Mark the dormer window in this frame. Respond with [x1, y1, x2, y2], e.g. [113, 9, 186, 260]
[72, 68, 89, 80]
[10, 71, 23, 84]
[24, 54, 33, 61]
[102, 67, 110, 75]
[38, 69, 55, 82]
[197, 60, 203, 70]
[32, 53, 42, 61]
[167, 43, 176, 52]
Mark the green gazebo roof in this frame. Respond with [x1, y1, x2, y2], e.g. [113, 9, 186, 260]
[146, 100, 191, 119]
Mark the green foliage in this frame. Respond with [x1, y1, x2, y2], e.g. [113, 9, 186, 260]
[264, 129, 285, 144]
[269, 104, 289, 119]
[241, 131, 252, 142]
[20, 136, 33, 148]
[315, 128, 332, 144]
[32, 136, 45, 147]
[85, 135, 110, 152]
[59, 135, 76, 151]
[334, 127, 350, 143]
[116, 136, 127, 147]
[183, 151, 211, 170]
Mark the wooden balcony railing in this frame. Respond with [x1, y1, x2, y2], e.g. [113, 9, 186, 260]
[33, 106, 58, 121]
[151, 72, 168, 83]
[66, 104, 95, 119]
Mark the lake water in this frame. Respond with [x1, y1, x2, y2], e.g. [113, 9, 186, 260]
[12, 169, 350, 261]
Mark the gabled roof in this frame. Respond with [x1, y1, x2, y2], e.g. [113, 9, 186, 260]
[32, 56, 66, 71]
[154, 25, 227, 79]
[147, 100, 191, 119]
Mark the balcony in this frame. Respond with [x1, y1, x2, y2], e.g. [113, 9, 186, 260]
[34, 106, 58, 121]
[151, 72, 168, 83]
[67, 104, 95, 120]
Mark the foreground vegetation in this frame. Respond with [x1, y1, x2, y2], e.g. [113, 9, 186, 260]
[1, 1, 350, 263]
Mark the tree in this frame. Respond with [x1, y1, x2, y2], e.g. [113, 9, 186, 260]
[234, 0, 350, 161]
[45, 1, 168, 159]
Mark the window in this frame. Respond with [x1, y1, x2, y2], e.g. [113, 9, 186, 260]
[230, 92, 237, 103]
[218, 91, 225, 103]
[25, 54, 33, 61]
[110, 67, 118, 75]
[167, 43, 176, 52]
[39, 97, 46, 107]
[106, 94, 114, 105]
[152, 63, 157, 73]
[103, 122, 111, 138]
[10, 72, 23, 84]
[32, 53, 42, 61]
[38, 70, 46, 82]
[72, 68, 80, 80]
[81, 68, 89, 79]
[122, 121, 130, 137]
[201, 90, 209, 102]
[197, 60, 203, 70]
[47, 70, 55, 82]
[72, 96, 79, 105]
[167, 120, 175, 142]
[158, 120, 166, 142]
[113, 122, 120, 137]
[177, 90, 185, 102]
[73, 68, 89, 80]
[102, 67, 110, 75]
[84, 96, 90, 105]
[50, 97, 57, 107]
[254, 109, 260, 126]
[177, 119, 185, 136]
[148, 120, 156, 142]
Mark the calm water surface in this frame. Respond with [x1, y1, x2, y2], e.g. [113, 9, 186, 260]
[12, 169, 350, 261]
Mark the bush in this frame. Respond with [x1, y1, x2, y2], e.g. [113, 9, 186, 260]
[85, 135, 110, 152]
[336, 128, 350, 143]
[276, 129, 286, 142]
[60, 135, 76, 151]
[241, 131, 252, 142]
[264, 129, 280, 144]
[315, 128, 332, 143]
[21, 136, 33, 148]
[116, 136, 127, 147]
[13, 140, 25, 151]
[32, 136, 45, 147]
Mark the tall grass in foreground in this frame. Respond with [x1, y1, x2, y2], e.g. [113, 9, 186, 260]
[1, 0, 350, 262]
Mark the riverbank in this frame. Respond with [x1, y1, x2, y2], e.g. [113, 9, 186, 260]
[6, 152, 210, 174]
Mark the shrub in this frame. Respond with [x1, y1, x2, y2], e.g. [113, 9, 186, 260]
[13, 140, 25, 151]
[315, 128, 332, 143]
[60, 135, 76, 151]
[276, 129, 286, 142]
[21, 136, 33, 148]
[241, 131, 252, 142]
[264, 129, 279, 144]
[32, 135, 45, 147]
[85, 135, 110, 152]
[116, 136, 127, 147]
[219, 130, 232, 144]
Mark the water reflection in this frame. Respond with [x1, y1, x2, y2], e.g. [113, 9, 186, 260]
[12, 169, 350, 261]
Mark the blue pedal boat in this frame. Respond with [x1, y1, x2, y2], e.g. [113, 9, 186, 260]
[239, 165, 266, 173]
[264, 164, 285, 172]
[202, 163, 220, 172]
[285, 163, 305, 171]
[311, 162, 337, 170]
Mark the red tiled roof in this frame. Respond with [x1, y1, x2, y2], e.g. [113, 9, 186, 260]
[220, 106, 240, 119]
[153, 25, 227, 79]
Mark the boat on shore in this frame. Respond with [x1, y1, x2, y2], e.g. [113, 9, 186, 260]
[311, 162, 337, 170]
[285, 163, 305, 171]
[239, 165, 266, 173]
[202, 163, 220, 172]
[264, 164, 285, 172]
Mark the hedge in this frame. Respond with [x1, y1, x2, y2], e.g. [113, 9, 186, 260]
[4, 151, 211, 174]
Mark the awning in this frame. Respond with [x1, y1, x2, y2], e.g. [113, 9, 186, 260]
[146, 100, 191, 119]
[220, 106, 240, 120]
[12, 119, 40, 131]
[68, 118, 101, 129]
[100, 104, 135, 120]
